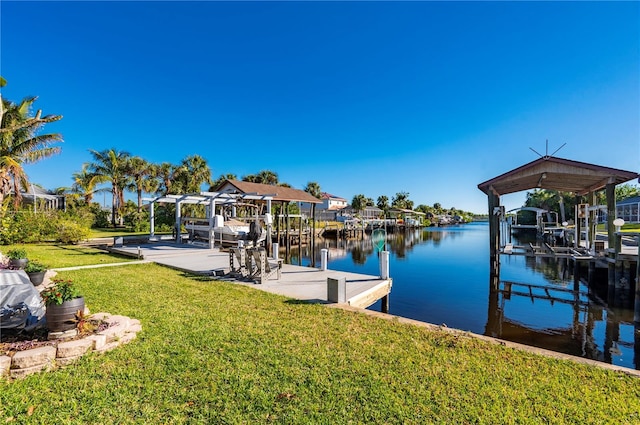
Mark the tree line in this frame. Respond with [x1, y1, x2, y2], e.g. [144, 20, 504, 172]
[0, 79, 477, 233]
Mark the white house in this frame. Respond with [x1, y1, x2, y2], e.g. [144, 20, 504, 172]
[617, 196, 640, 224]
[301, 192, 348, 220]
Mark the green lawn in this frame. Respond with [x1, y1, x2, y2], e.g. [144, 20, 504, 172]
[2, 263, 639, 423]
[0, 244, 135, 268]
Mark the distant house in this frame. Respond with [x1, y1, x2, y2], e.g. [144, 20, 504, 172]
[388, 208, 426, 226]
[301, 192, 348, 221]
[11, 184, 65, 211]
[617, 196, 640, 224]
[338, 205, 383, 221]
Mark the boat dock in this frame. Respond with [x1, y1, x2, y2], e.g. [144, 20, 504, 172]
[109, 243, 392, 310]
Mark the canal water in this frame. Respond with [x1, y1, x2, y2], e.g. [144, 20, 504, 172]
[286, 222, 639, 370]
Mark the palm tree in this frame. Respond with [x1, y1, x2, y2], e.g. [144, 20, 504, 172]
[71, 163, 101, 204]
[125, 156, 152, 212]
[392, 192, 413, 210]
[155, 162, 175, 195]
[377, 195, 389, 212]
[304, 181, 322, 199]
[209, 173, 237, 191]
[172, 155, 212, 194]
[0, 82, 63, 207]
[88, 148, 131, 226]
[351, 194, 367, 216]
[242, 170, 278, 185]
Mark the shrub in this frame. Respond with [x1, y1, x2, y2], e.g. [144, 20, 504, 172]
[56, 219, 91, 244]
[6, 248, 27, 259]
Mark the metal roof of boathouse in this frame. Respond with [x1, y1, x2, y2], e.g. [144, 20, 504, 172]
[477, 157, 638, 196]
[215, 180, 321, 204]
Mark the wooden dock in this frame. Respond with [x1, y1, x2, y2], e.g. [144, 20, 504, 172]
[109, 243, 392, 310]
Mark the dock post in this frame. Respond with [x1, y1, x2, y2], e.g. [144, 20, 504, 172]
[321, 248, 328, 271]
[381, 294, 389, 314]
[379, 251, 389, 279]
[635, 236, 640, 323]
[327, 277, 346, 303]
[588, 261, 596, 283]
[272, 243, 279, 260]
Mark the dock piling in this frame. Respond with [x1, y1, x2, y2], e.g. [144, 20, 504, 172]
[327, 277, 346, 303]
[321, 248, 328, 271]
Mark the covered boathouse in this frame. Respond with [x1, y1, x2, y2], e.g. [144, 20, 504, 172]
[477, 156, 639, 320]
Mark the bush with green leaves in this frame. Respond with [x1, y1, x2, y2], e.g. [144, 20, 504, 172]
[6, 248, 27, 259]
[88, 203, 110, 228]
[0, 208, 93, 244]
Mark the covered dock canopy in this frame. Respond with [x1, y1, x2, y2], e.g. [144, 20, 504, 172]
[477, 156, 638, 197]
[477, 156, 638, 276]
[144, 191, 275, 243]
[214, 179, 322, 204]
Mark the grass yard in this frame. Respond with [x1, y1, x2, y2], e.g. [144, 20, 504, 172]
[2, 263, 640, 424]
[0, 244, 135, 268]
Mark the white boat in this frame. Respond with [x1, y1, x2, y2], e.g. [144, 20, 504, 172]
[212, 219, 250, 246]
[185, 216, 266, 247]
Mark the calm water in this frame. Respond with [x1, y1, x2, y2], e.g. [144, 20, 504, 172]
[285, 222, 639, 370]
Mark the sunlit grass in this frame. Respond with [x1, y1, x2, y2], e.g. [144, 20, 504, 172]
[0, 243, 134, 268]
[2, 263, 639, 423]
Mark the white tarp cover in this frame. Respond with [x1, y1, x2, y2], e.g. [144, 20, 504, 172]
[0, 270, 46, 331]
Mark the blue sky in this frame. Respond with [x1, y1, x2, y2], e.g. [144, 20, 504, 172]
[2, 1, 638, 213]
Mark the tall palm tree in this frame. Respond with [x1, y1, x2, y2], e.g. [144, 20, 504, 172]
[155, 162, 175, 195]
[71, 163, 101, 204]
[124, 156, 152, 212]
[304, 181, 322, 199]
[88, 148, 130, 226]
[242, 170, 278, 185]
[0, 84, 62, 207]
[173, 155, 212, 193]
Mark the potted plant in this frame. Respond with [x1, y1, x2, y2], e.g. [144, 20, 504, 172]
[41, 278, 85, 333]
[24, 260, 48, 286]
[6, 248, 28, 269]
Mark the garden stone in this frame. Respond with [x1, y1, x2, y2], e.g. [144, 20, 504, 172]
[48, 329, 78, 340]
[57, 339, 93, 358]
[119, 332, 137, 345]
[56, 355, 83, 366]
[94, 341, 120, 353]
[0, 356, 11, 377]
[87, 334, 107, 350]
[10, 363, 51, 379]
[11, 346, 56, 369]
[98, 322, 128, 342]
[128, 324, 143, 334]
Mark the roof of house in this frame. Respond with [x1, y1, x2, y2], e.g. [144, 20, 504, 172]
[12, 184, 62, 200]
[321, 192, 347, 201]
[477, 157, 638, 196]
[618, 196, 640, 206]
[216, 180, 321, 203]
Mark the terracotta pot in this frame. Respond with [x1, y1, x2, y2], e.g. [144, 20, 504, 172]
[45, 297, 85, 332]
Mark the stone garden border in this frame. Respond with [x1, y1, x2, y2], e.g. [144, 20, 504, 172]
[1, 313, 142, 379]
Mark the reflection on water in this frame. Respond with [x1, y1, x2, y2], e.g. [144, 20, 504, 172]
[284, 222, 639, 369]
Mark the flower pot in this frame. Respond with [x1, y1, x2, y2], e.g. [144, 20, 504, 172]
[45, 297, 85, 332]
[27, 271, 46, 286]
[9, 258, 28, 269]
